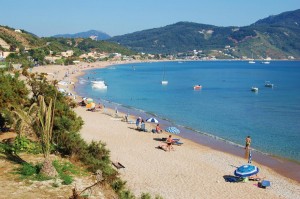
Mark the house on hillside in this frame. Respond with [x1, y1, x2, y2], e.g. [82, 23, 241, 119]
[89, 35, 98, 41]
[61, 50, 74, 57]
[0, 51, 12, 59]
[14, 29, 22, 33]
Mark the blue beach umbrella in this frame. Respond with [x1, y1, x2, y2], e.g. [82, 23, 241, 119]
[165, 126, 180, 134]
[146, 117, 159, 123]
[234, 164, 259, 178]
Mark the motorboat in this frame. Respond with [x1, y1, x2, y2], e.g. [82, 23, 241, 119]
[194, 85, 202, 90]
[248, 53, 255, 64]
[261, 61, 270, 64]
[251, 87, 258, 92]
[161, 80, 168, 85]
[161, 66, 168, 85]
[265, 81, 274, 88]
[91, 80, 107, 89]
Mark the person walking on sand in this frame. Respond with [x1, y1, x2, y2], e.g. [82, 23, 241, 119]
[245, 135, 251, 159]
[166, 135, 174, 152]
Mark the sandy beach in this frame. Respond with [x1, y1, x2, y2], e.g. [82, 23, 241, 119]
[31, 62, 300, 199]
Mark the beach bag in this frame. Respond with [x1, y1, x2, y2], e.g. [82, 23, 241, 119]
[258, 180, 271, 189]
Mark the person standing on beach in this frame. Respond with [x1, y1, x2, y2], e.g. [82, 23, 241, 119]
[245, 136, 251, 159]
[166, 135, 174, 152]
[136, 117, 141, 129]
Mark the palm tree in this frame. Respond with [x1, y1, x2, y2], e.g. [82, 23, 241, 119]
[13, 95, 58, 177]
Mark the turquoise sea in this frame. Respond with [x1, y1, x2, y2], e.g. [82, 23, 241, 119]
[75, 61, 300, 163]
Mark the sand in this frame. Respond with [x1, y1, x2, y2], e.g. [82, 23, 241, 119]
[31, 62, 300, 199]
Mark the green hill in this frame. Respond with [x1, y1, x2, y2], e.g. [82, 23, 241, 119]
[52, 30, 111, 40]
[0, 26, 135, 66]
[108, 9, 300, 59]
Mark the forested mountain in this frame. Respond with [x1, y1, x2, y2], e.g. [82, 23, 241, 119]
[52, 30, 111, 40]
[109, 9, 300, 59]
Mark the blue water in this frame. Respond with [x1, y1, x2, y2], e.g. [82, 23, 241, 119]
[76, 61, 300, 162]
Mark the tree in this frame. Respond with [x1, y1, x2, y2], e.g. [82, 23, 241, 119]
[13, 95, 58, 177]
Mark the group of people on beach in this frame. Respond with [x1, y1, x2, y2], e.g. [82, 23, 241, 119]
[135, 117, 163, 134]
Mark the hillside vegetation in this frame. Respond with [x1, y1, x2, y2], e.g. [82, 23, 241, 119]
[108, 9, 300, 59]
[0, 26, 136, 67]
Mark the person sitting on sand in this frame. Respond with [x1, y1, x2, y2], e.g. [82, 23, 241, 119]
[155, 124, 162, 133]
[79, 100, 86, 106]
[249, 174, 265, 181]
[140, 119, 147, 132]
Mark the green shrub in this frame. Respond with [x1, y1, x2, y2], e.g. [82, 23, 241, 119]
[12, 136, 42, 154]
[112, 179, 126, 193]
[119, 190, 135, 199]
[61, 173, 73, 185]
[140, 193, 151, 199]
[52, 160, 84, 185]
[18, 162, 37, 176]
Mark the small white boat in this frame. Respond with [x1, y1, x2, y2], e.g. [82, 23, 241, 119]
[194, 85, 202, 90]
[161, 80, 168, 85]
[265, 81, 274, 88]
[248, 53, 255, 64]
[91, 80, 107, 89]
[261, 61, 270, 64]
[161, 66, 168, 85]
[251, 87, 258, 92]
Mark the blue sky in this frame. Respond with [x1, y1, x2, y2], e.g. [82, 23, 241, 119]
[0, 0, 299, 37]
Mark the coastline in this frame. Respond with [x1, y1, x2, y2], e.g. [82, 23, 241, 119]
[31, 61, 300, 198]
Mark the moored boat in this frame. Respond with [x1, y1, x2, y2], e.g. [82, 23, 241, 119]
[251, 87, 258, 92]
[91, 80, 107, 89]
[194, 85, 202, 90]
[265, 81, 274, 88]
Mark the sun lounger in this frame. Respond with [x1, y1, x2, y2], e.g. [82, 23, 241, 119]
[173, 141, 183, 146]
[112, 162, 125, 169]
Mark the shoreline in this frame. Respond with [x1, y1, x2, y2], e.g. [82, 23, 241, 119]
[31, 61, 300, 183]
[90, 97, 300, 183]
[33, 62, 300, 198]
